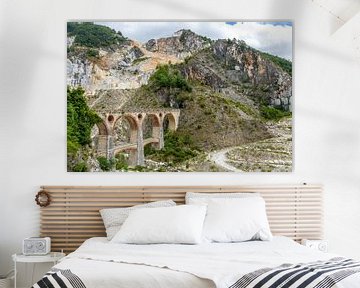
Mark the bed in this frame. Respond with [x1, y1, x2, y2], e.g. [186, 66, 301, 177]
[33, 185, 360, 288]
[33, 236, 360, 288]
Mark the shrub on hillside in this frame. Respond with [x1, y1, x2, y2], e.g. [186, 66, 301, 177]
[97, 156, 116, 171]
[260, 105, 291, 121]
[67, 22, 126, 48]
[261, 52, 292, 76]
[144, 131, 199, 164]
[149, 64, 192, 92]
[115, 153, 129, 170]
[72, 162, 88, 172]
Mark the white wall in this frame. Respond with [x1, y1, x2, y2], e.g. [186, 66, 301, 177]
[1, 0, 360, 285]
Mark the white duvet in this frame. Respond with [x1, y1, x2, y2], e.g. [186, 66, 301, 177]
[54, 237, 360, 288]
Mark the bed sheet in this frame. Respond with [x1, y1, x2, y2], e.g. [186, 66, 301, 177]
[51, 236, 360, 288]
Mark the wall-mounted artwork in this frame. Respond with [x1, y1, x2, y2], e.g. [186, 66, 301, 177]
[67, 21, 293, 172]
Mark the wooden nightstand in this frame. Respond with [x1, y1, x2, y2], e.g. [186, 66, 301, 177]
[12, 252, 65, 288]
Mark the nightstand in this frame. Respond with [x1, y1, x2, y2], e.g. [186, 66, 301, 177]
[12, 252, 65, 288]
[301, 239, 328, 252]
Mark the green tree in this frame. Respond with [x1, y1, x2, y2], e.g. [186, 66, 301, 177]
[149, 64, 192, 92]
[67, 86, 101, 156]
[67, 22, 126, 48]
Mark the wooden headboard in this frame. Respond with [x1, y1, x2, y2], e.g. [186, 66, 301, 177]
[39, 184, 323, 253]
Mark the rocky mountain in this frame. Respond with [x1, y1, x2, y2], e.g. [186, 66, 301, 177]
[145, 29, 212, 58]
[67, 26, 292, 111]
[66, 22, 292, 172]
[182, 39, 292, 110]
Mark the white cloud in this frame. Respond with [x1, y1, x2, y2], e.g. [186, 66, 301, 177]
[97, 21, 292, 60]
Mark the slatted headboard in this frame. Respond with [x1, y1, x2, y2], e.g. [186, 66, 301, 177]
[39, 184, 323, 253]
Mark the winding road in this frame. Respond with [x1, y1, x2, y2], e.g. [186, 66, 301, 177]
[209, 147, 242, 172]
[209, 118, 292, 172]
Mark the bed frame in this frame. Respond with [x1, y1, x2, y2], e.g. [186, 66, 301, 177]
[39, 184, 323, 253]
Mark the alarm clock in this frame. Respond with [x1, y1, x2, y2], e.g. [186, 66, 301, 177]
[23, 237, 51, 255]
[301, 239, 328, 252]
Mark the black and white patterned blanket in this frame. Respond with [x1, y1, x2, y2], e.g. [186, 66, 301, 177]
[32, 258, 360, 288]
[229, 258, 360, 288]
[32, 268, 86, 288]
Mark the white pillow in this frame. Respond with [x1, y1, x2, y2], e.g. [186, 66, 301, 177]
[111, 205, 207, 244]
[202, 197, 272, 243]
[186, 192, 259, 204]
[100, 200, 176, 240]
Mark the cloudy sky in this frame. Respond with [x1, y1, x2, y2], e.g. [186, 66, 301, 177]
[97, 21, 292, 60]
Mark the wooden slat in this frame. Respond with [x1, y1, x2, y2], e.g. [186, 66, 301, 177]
[39, 184, 323, 253]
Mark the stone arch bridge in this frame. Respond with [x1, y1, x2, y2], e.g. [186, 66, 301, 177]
[95, 109, 180, 166]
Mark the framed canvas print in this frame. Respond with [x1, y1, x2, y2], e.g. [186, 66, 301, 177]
[67, 21, 293, 172]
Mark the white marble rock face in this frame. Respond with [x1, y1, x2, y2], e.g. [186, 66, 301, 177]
[67, 28, 292, 111]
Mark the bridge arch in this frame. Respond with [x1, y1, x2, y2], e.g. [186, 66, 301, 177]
[111, 113, 144, 165]
[113, 113, 140, 143]
[96, 121, 109, 135]
[113, 114, 139, 130]
[143, 113, 161, 128]
[163, 112, 178, 131]
[94, 109, 180, 167]
[94, 121, 113, 158]
[143, 113, 163, 149]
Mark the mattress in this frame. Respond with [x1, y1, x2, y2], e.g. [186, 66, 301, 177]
[35, 236, 360, 288]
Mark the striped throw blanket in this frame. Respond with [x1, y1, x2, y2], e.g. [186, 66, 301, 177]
[230, 258, 360, 288]
[32, 268, 86, 288]
[32, 258, 360, 288]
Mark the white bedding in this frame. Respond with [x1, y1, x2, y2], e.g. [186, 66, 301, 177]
[53, 237, 360, 288]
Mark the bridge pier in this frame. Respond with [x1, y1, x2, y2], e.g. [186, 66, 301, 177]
[97, 135, 114, 159]
[128, 150, 137, 166]
[152, 125, 164, 150]
[136, 127, 144, 166]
